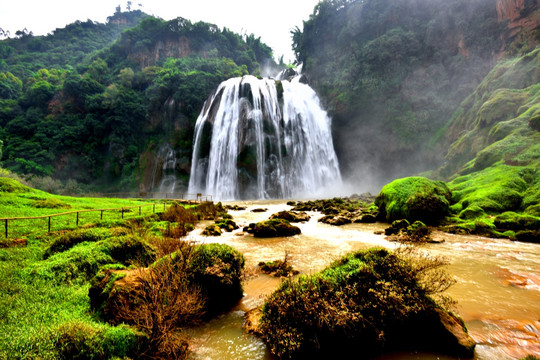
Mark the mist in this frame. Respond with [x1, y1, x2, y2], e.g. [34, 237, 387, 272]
[294, 0, 506, 192]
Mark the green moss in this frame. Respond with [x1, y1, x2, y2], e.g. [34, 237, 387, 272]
[450, 164, 528, 215]
[375, 177, 451, 223]
[493, 212, 540, 231]
[29, 235, 153, 284]
[459, 205, 485, 220]
[188, 243, 245, 313]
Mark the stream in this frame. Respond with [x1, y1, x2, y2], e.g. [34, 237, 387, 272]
[186, 200, 540, 360]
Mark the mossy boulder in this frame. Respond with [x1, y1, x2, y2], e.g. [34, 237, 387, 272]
[252, 219, 301, 238]
[375, 177, 452, 223]
[202, 224, 222, 236]
[270, 211, 310, 222]
[260, 248, 474, 359]
[318, 215, 352, 226]
[188, 243, 245, 313]
[494, 212, 540, 231]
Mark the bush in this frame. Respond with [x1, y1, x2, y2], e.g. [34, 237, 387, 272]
[375, 177, 452, 223]
[260, 248, 464, 359]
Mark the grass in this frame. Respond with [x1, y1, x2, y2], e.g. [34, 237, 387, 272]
[0, 176, 225, 359]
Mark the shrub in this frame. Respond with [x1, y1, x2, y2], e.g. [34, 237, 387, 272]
[375, 177, 452, 223]
[105, 260, 204, 360]
[260, 248, 462, 359]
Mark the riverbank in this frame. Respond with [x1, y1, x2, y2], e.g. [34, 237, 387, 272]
[186, 200, 540, 360]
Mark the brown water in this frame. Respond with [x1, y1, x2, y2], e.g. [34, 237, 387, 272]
[187, 201, 540, 360]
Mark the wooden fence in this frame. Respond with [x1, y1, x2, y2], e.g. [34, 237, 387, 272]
[1, 194, 212, 239]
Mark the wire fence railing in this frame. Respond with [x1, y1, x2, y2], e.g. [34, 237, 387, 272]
[1, 193, 212, 240]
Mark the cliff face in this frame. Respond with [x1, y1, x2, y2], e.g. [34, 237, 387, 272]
[127, 38, 192, 68]
[497, 0, 540, 39]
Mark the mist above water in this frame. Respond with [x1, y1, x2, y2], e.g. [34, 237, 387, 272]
[188, 74, 342, 200]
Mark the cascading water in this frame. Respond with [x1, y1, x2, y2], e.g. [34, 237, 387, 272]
[188, 74, 342, 200]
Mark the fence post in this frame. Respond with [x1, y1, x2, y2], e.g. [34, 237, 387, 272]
[139, 206, 141, 216]
[5, 219, 7, 238]
[153, 204, 155, 213]
[121, 208, 124, 219]
[76, 212, 79, 227]
[101, 210, 103, 220]
[48, 216, 51, 233]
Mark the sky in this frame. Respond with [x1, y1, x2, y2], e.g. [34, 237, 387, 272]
[0, 0, 321, 62]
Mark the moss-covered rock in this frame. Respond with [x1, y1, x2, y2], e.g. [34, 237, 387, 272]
[188, 243, 245, 313]
[260, 248, 474, 359]
[252, 219, 301, 237]
[269, 210, 310, 222]
[202, 224, 222, 236]
[375, 177, 452, 223]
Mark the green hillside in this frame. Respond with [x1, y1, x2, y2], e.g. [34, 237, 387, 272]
[0, 11, 275, 193]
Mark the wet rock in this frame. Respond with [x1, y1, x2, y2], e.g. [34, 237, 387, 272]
[225, 205, 247, 211]
[385, 219, 410, 235]
[251, 208, 268, 213]
[353, 214, 377, 223]
[252, 219, 301, 238]
[244, 307, 263, 336]
[319, 215, 352, 226]
[216, 219, 239, 232]
[202, 224, 222, 236]
[375, 176, 452, 223]
[270, 211, 310, 223]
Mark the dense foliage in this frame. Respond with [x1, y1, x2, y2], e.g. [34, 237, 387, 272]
[0, 11, 274, 192]
[293, 0, 506, 184]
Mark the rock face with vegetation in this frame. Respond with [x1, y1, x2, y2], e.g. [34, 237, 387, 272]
[259, 248, 474, 359]
[375, 177, 452, 224]
[293, 0, 518, 185]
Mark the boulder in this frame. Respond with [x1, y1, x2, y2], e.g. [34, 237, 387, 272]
[319, 215, 352, 226]
[244, 307, 263, 336]
[376, 177, 452, 223]
[270, 211, 310, 223]
[252, 219, 301, 237]
[251, 208, 268, 213]
[202, 224, 222, 236]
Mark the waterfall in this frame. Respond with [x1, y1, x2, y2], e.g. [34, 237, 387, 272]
[188, 74, 341, 200]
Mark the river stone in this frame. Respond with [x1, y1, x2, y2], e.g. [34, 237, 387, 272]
[252, 219, 301, 238]
[244, 307, 263, 336]
[270, 211, 310, 223]
[202, 224, 222, 236]
[375, 176, 452, 223]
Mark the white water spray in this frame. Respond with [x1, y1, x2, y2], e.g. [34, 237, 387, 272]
[188, 74, 341, 200]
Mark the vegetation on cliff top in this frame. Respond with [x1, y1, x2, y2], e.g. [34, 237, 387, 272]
[0, 9, 275, 192]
